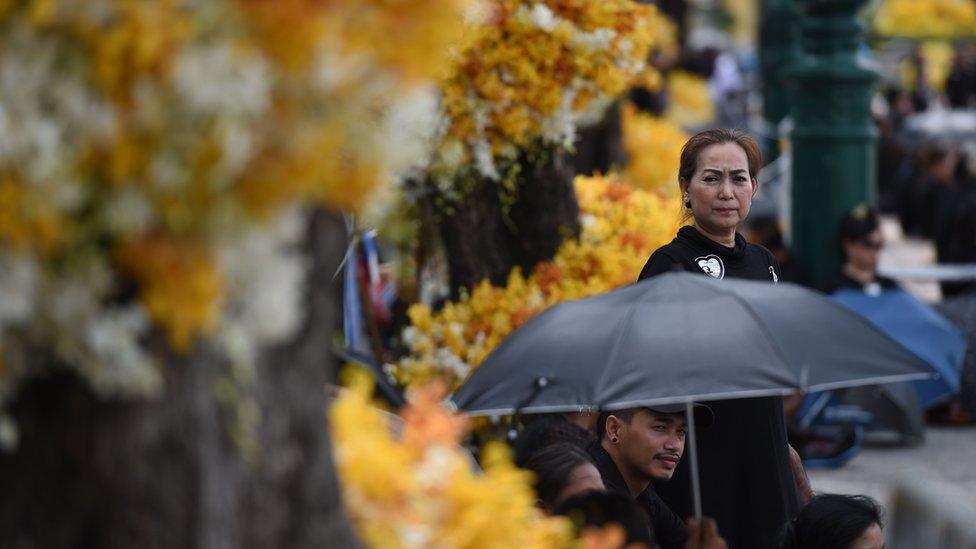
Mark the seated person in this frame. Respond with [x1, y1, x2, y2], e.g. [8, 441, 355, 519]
[779, 493, 884, 549]
[554, 490, 654, 547]
[590, 404, 713, 549]
[514, 412, 596, 468]
[523, 443, 604, 513]
[826, 205, 897, 296]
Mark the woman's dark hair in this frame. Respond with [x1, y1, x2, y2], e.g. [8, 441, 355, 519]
[513, 414, 592, 468]
[780, 494, 884, 549]
[678, 128, 763, 184]
[554, 490, 653, 546]
[523, 443, 596, 510]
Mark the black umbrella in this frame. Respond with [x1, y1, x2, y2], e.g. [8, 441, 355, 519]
[450, 272, 933, 518]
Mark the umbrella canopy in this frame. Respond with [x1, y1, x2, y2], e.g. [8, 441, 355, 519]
[841, 383, 925, 445]
[451, 272, 933, 415]
[832, 288, 967, 409]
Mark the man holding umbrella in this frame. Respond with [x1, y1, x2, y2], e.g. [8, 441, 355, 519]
[590, 404, 715, 549]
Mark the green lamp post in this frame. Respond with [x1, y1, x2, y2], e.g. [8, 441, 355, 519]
[787, 0, 880, 290]
[759, 0, 801, 161]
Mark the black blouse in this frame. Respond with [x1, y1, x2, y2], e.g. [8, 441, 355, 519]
[638, 225, 799, 549]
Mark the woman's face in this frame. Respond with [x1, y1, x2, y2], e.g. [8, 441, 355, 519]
[681, 142, 757, 235]
[554, 462, 604, 508]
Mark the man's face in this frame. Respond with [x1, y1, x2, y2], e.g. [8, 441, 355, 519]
[616, 410, 686, 481]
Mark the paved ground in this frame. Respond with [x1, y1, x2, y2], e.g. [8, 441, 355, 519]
[807, 425, 976, 512]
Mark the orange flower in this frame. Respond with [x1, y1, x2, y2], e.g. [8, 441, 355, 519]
[116, 235, 225, 351]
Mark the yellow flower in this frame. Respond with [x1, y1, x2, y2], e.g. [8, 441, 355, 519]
[432, 0, 675, 177]
[665, 71, 715, 129]
[621, 103, 687, 195]
[875, 0, 976, 39]
[116, 236, 225, 351]
[330, 379, 573, 548]
[0, 176, 67, 255]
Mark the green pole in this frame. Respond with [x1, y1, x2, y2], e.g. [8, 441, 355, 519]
[787, 0, 880, 290]
[759, 0, 801, 161]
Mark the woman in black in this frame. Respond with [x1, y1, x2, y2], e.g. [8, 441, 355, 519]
[639, 129, 808, 549]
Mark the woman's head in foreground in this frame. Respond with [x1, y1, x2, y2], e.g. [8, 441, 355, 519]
[781, 493, 885, 549]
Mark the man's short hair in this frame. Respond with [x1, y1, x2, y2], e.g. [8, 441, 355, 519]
[596, 409, 640, 440]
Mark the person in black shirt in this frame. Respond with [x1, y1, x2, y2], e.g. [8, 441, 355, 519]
[638, 128, 810, 549]
[589, 405, 715, 549]
[825, 204, 898, 296]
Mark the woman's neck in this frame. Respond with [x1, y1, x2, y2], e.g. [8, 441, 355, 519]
[693, 221, 736, 248]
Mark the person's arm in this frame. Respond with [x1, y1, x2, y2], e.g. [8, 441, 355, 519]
[683, 517, 728, 549]
[638, 251, 681, 281]
[789, 444, 813, 505]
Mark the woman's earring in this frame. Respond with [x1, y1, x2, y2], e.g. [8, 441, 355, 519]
[610, 435, 619, 444]
[683, 194, 691, 209]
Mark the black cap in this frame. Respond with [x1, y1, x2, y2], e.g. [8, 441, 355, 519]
[838, 203, 880, 242]
[644, 402, 714, 429]
[598, 402, 715, 439]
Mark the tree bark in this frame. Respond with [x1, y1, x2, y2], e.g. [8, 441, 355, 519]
[435, 148, 580, 296]
[567, 102, 626, 178]
[0, 210, 358, 549]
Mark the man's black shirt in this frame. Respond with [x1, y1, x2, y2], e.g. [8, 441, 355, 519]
[588, 443, 686, 549]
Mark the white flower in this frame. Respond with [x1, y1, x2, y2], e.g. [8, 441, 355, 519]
[528, 4, 558, 32]
[0, 254, 38, 326]
[104, 187, 154, 235]
[381, 85, 442, 179]
[173, 43, 271, 118]
[434, 348, 470, 378]
[472, 137, 499, 180]
[82, 306, 161, 398]
[540, 88, 579, 148]
[572, 28, 616, 52]
[217, 208, 310, 347]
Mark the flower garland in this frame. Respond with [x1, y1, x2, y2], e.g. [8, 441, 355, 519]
[0, 0, 467, 413]
[620, 103, 687, 195]
[874, 0, 976, 39]
[390, 174, 680, 388]
[427, 0, 675, 185]
[330, 375, 573, 548]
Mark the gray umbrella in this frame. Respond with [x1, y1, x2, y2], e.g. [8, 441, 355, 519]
[840, 382, 925, 446]
[450, 272, 933, 520]
[451, 272, 932, 415]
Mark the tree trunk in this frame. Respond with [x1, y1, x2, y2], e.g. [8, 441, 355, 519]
[435, 148, 580, 296]
[0, 210, 358, 549]
[508, 147, 581, 273]
[568, 102, 626, 178]
[436, 178, 517, 295]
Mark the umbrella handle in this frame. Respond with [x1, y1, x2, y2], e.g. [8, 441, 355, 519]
[685, 400, 702, 523]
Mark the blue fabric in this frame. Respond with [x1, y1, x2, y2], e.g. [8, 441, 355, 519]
[342, 242, 370, 355]
[833, 288, 967, 408]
